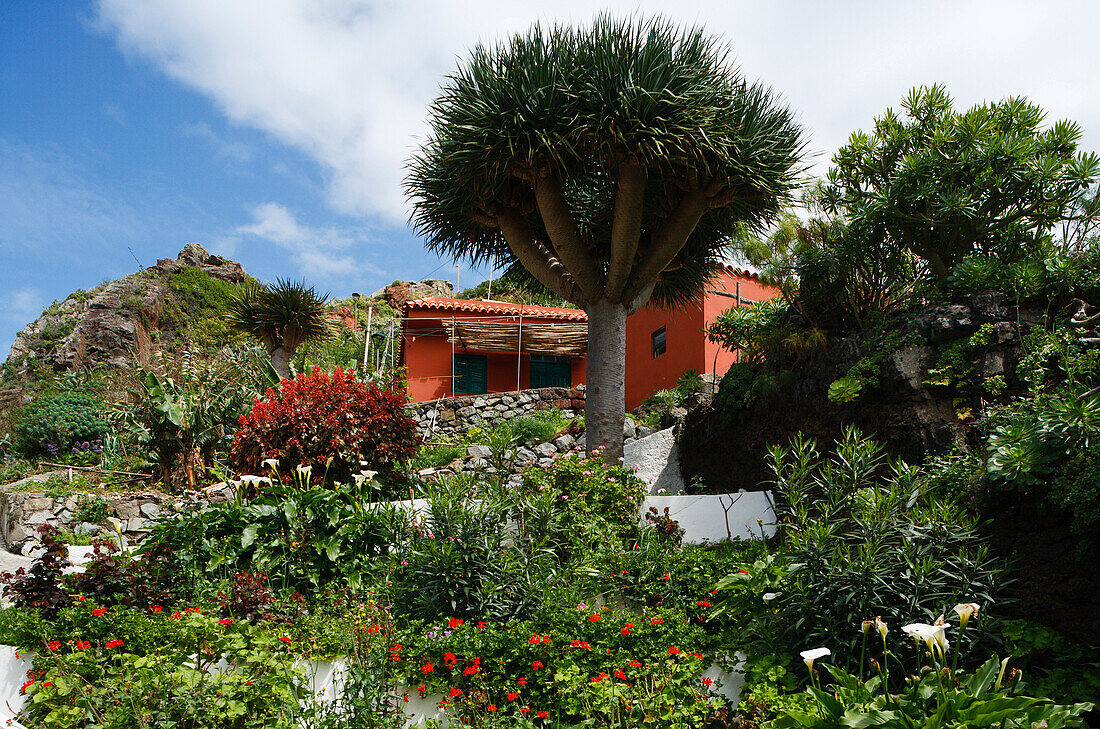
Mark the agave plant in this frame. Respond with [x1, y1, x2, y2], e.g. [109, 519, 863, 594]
[227, 278, 333, 378]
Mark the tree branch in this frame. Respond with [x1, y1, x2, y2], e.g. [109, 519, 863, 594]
[621, 189, 709, 305]
[533, 175, 604, 298]
[606, 159, 647, 300]
[495, 208, 587, 306]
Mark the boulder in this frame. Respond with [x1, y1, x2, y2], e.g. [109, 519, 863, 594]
[466, 445, 492, 460]
[624, 428, 684, 495]
[552, 434, 575, 451]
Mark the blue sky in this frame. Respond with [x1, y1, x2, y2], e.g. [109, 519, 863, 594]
[3, 1, 1100, 358]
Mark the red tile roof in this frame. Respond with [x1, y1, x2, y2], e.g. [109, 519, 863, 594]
[404, 297, 589, 321]
[718, 264, 762, 281]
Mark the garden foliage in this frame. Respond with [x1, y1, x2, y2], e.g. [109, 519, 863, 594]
[14, 391, 108, 459]
[755, 428, 1007, 672]
[229, 366, 419, 487]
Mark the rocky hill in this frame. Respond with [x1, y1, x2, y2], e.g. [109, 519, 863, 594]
[4, 244, 247, 382]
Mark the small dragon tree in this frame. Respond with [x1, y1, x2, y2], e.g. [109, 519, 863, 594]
[228, 278, 332, 379]
[406, 15, 805, 459]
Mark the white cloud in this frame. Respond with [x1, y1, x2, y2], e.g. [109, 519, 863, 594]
[96, 0, 1100, 223]
[232, 202, 381, 279]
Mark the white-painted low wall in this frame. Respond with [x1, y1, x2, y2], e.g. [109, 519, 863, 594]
[382, 491, 775, 546]
[0, 648, 744, 728]
[644, 492, 776, 543]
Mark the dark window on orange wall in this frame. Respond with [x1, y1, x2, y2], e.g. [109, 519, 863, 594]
[652, 326, 666, 358]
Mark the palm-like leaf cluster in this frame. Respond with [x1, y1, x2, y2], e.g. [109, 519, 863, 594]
[407, 14, 806, 310]
[227, 278, 332, 355]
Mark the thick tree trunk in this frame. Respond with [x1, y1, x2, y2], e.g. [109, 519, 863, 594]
[584, 300, 627, 462]
[270, 347, 292, 380]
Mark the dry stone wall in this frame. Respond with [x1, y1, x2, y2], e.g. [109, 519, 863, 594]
[0, 474, 233, 555]
[409, 386, 588, 440]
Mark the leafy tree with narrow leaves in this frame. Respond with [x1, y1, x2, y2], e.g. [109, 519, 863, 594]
[823, 84, 1100, 282]
[227, 279, 332, 379]
[406, 16, 805, 458]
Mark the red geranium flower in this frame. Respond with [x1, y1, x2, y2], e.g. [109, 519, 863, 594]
[218, 618, 234, 626]
[517, 677, 527, 686]
[538, 710, 549, 719]
[91, 608, 107, 617]
[650, 617, 663, 625]
[668, 646, 681, 655]
[448, 617, 464, 628]
[75, 640, 90, 651]
[532, 660, 543, 671]
[588, 614, 600, 622]
[422, 663, 434, 675]
[46, 641, 60, 651]
[448, 687, 463, 698]
[278, 636, 292, 643]
[520, 706, 530, 714]
[487, 705, 497, 712]
[507, 693, 518, 702]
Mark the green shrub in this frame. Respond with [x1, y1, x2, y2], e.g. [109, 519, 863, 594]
[141, 478, 402, 597]
[761, 427, 1008, 675]
[388, 478, 544, 623]
[0, 457, 35, 484]
[506, 415, 561, 444]
[74, 493, 109, 524]
[411, 442, 465, 470]
[518, 450, 646, 565]
[997, 619, 1100, 707]
[985, 392, 1100, 541]
[14, 391, 109, 458]
[18, 610, 307, 729]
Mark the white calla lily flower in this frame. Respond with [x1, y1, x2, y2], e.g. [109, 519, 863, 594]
[902, 622, 949, 655]
[953, 602, 980, 629]
[800, 647, 830, 671]
[262, 458, 279, 470]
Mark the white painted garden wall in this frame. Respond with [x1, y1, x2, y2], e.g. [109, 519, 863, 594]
[0, 649, 745, 728]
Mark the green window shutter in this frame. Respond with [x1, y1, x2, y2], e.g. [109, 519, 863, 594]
[530, 355, 570, 389]
[453, 354, 487, 394]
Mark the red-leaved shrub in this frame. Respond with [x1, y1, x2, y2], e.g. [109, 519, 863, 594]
[229, 366, 419, 486]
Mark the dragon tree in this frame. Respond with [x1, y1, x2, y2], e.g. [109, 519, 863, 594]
[406, 16, 805, 459]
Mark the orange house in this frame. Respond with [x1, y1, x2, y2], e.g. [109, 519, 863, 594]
[401, 298, 588, 403]
[623, 266, 778, 409]
[400, 267, 778, 406]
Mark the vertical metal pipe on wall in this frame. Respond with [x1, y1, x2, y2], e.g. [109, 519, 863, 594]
[516, 304, 524, 392]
